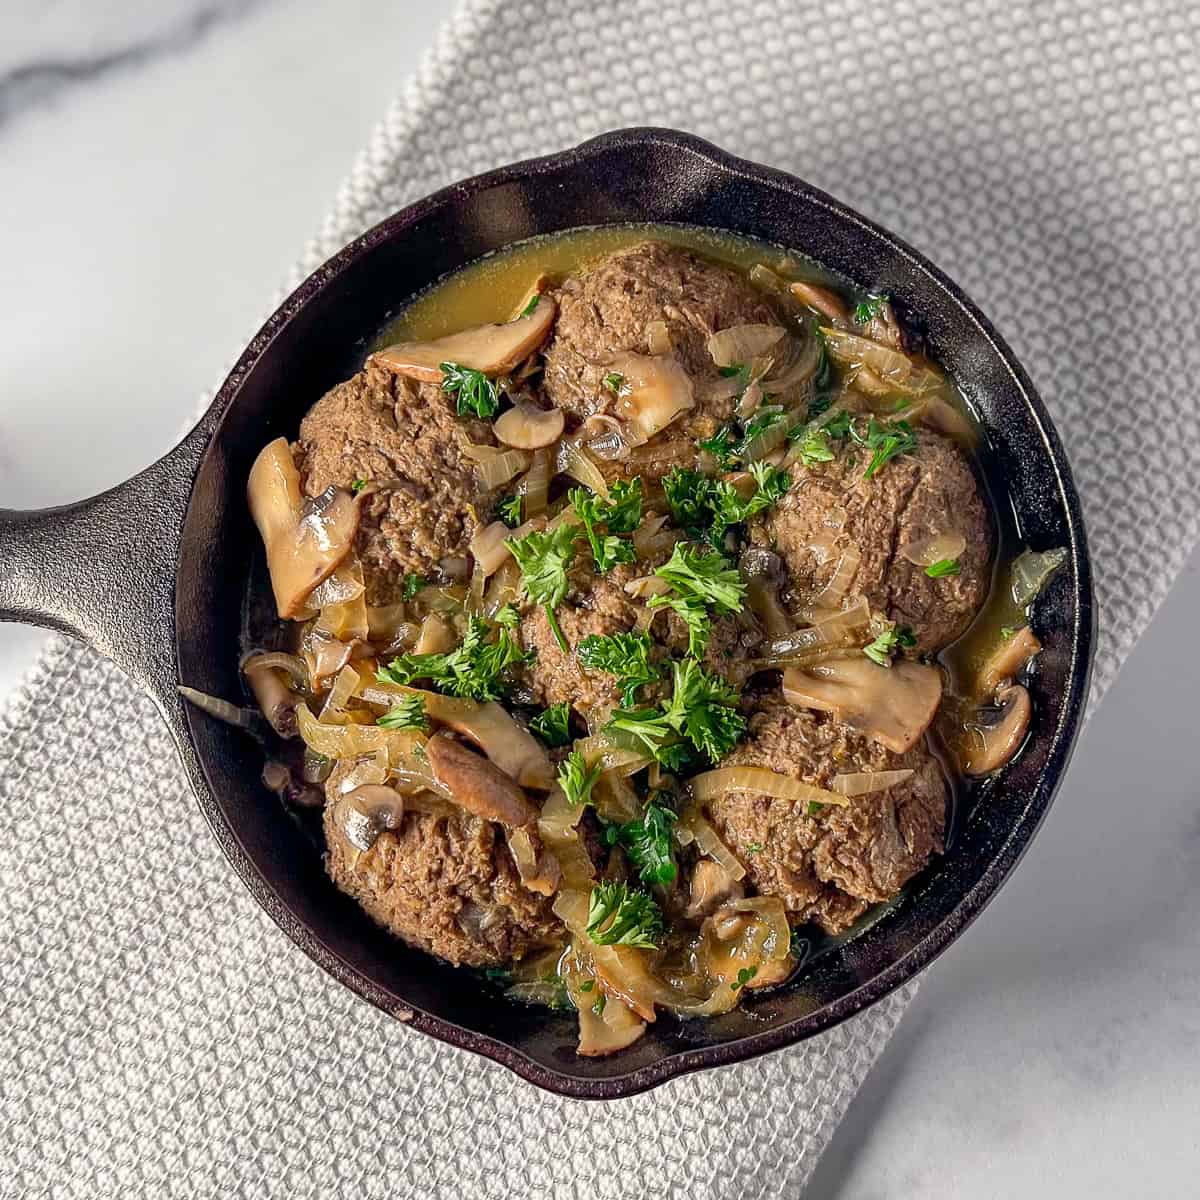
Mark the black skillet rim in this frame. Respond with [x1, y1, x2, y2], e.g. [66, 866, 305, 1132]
[176, 127, 1095, 1100]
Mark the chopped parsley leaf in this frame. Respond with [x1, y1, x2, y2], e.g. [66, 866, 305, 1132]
[577, 630, 661, 706]
[376, 693, 429, 732]
[731, 965, 758, 992]
[746, 842, 764, 854]
[529, 702, 572, 747]
[586, 881, 665, 949]
[852, 294, 889, 325]
[925, 558, 962, 578]
[661, 464, 790, 546]
[592, 994, 607, 1016]
[401, 572, 426, 601]
[602, 802, 677, 886]
[570, 479, 643, 573]
[792, 428, 836, 467]
[519, 293, 540, 317]
[558, 749, 602, 808]
[497, 493, 522, 528]
[602, 371, 626, 395]
[579, 979, 594, 992]
[863, 624, 917, 667]
[506, 523, 579, 653]
[377, 615, 529, 701]
[350, 478, 369, 494]
[851, 418, 918, 479]
[698, 425, 738, 470]
[439, 360, 500, 419]
[807, 800, 825, 818]
[652, 542, 746, 616]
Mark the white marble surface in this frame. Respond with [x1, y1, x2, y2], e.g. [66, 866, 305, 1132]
[2, 2, 1198, 1195]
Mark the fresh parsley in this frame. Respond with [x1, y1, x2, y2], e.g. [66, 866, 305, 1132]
[604, 802, 678, 886]
[731, 965, 758, 992]
[851, 418, 918, 479]
[602, 371, 626, 396]
[506, 522, 579, 653]
[570, 479, 643, 573]
[577, 630, 662, 706]
[648, 542, 746, 657]
[376, 693, 429, 732]
[401, 572, 426, 602]
[497, 493, 522, 528]
[662, 463, 790, 546]
[606, 657, 745, 765]
[586, 881, 665, 949]
[350, 478, 369, 494]
[852, 294, 888, 325]
[519, 293, 540, 317]
[863, 624, 917, 667]
[925, 558, 962, 578]
[698, 425, 738, 470]
[529, 702, 572, 747]
[558, 749, 602, 809]
[791, 428, 837, 467]
[377, 615, 529, 701]
[440, 360, 500, 419]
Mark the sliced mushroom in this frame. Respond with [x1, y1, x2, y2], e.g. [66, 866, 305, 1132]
[782, 657, 943, 753]
[605, 352, 695, 445]
[331, 785, 407, 852]
[413, 612, 455, 656]
[788, 280, 850, 326]
[572, 977, 646, 1057]
[242, 655, 302, 737]
[261, 760, 324, 808]
[248, 439, 360, 619]
[963, 684, 1032, 775]
[685, 859, 745, 920]
[493, 400, 565, 450]
[425, 733, 536, 827]
[370, 297, 557, 382]
[980, 626, 1042, 695]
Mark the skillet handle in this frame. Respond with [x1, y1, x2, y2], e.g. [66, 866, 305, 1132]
[0, 420, 209, 696]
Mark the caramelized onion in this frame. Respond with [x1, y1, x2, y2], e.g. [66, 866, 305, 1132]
[516, 448, 551, 517]
[676, 803, 748, 879]
[980, 625, 1042, 695]
[789, 280, 849, 325]
[178, 686, 258, 729]
[707, 323, 785, 369]
[900, 532, 967, 568]
[831, 769, 915, 796]
[467, 446, 532, 490]
[470, 520, 515, 576]
[690, 767, 848, 809]
[556, 437, 610, 499]
[805, 544, 861, 610]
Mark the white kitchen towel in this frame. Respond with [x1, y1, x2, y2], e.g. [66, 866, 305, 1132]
[3, 1, 1199, 1197]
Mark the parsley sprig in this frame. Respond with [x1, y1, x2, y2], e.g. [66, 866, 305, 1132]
[376, 615, 529, 701]
[851, 418, 918, 479]
[497, 493, 522, 528]
[570, 479, 642, 573]
[439, 361, 500, 419]
[376, 693, 429, 732]
[557, 749, 602, 808]
[506, 523, 579, 653]
[586, 881, 665, 949]
[605, 658, 745, 766]
[863, 624, 916, 667]
[529, 702, 572, 747]
[925, 558, 961, 578]
[852, 293, 889, 325]
[577, 630, 662, 706]
[662, 461, 790, 545]
[648, 542, 747, 657]
[603, 800, 677, 886]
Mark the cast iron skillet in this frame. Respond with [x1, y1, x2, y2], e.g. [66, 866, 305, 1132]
[0, 128, 1094, 1099]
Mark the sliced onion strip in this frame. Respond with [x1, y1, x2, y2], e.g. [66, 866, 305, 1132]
[690, 767, 849, 808]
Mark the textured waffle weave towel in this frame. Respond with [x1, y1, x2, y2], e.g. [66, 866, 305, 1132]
[4, 1, 1200, 1196]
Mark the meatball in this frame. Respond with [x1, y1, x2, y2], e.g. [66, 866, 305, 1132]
[542, 242, 783, 481]
[323, 802, 562, 968]
[706, 693, 947, 934]
[514, 555, 759, 719]
[753, 430, 990, 650]
[297, 361, 494, 603]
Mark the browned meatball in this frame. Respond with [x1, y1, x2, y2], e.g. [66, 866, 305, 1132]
[513, 555, 759, 718]
[297, 362, 494, 602]
[323, 801, 562, 968]
[706, 693, 947, 934]
[542, 242, 783, 481]
[752, 430, 990, 650]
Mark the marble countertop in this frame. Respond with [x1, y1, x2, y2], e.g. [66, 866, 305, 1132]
[2, 3, 1197, 1195]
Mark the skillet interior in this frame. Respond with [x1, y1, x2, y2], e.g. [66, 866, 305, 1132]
[172, 129, 1093, 1097]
